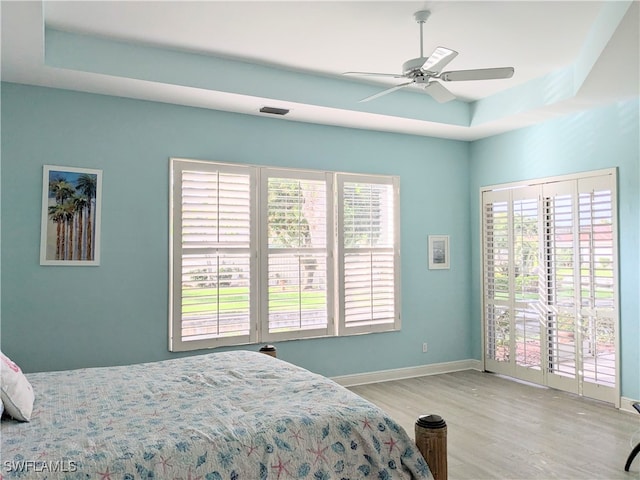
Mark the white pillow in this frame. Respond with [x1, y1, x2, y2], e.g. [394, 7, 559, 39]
[0, 352, 34, 421]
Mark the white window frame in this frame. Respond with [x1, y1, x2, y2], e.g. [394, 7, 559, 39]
[170, 158, 401, 351]
[337, 174, 401, 335]
[170, 159, 258, 351]
[259, 168, 336, 342]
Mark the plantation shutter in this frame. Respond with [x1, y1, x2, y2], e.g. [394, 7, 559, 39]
[511, 189, 543, 381]
[482, 169, 618, 405]
[483, 190, 511, 367]
[170, 159, 255, 351]
[171, 159, 402, 351]
[483, 186, 543, 384]
[543, 180, 579, 393]
[577, 175, 617, 398]
[338, 175, 400, 334]
[542, 175, 618, 400]
[261, 170, 333, 341]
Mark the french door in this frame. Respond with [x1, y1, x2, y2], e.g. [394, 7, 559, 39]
[482, 170, 619, 405]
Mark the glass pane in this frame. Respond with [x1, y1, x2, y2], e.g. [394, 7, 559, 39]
[182, 170, 251, 248]
[344, 251, 395, 327]
[547, 312, 576, 378]
[546, 195, 575, 307]
[268, 253, 327, 333]
[579, 190, 614, 309]
[486, 304, 510, 362]
[268, 177, 326, 248]
[515, 307, 542, 369]
[513, 198, 540, 302]
[582, 314, 615, 387]
[343, 182, 394, 248]
[181, 253, 251, 341]
[267, 176, 328, 334]
[484, 201, 509, 301]
[579, 188, 615, 388]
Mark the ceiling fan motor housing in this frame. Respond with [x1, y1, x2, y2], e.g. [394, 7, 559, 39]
[403, 57, 430, 76]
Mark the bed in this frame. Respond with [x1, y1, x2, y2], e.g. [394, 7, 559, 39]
[1, 350, 432, 479]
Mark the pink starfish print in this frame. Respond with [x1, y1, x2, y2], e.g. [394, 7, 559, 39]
[384, 436, 399, 453]
[307, 444, 329, 465]
[246, 444, 258, 456]
[289, 429, 303, 445]
[361, 418, 373, 430]
[271, 456, 291, 479]
[156, 456, 173, 474]
[97, 467, 112, 480]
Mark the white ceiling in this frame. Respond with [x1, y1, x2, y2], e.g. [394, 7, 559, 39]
[2, 1, 639, 140]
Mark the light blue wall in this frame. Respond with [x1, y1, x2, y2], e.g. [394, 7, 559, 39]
[0, 83, 471, 376]
[3, 83, 637, 400]
[469, 99, 640, 399]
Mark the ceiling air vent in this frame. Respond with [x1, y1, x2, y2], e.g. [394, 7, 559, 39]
[259, 106, 290, 116]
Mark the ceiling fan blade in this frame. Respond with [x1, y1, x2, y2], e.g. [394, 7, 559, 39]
[440, 67, 515, 82]
[343, 71, 405, 78]
[421, 47, 458, 74]
[359, 81, 414, 102]
[424, 81, 456, 103]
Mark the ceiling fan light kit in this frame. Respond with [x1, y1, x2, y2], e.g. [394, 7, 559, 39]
[344, 10, 515, 104]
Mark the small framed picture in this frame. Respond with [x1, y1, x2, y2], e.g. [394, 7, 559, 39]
[40, 165, 102, 266]
[428, 235, 450, 270]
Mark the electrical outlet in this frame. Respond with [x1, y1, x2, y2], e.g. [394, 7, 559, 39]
[422, 342, 428, 353]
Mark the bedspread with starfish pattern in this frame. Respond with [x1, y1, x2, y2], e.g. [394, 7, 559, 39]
[0, 350, 431, 479]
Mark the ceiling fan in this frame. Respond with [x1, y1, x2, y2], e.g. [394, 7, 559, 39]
[344, 10, 515, 103]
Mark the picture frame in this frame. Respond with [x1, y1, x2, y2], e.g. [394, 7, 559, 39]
[428, 235, 450, 270]
[40, 165, 102, 266]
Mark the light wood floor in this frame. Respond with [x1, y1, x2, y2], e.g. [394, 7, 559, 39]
[348, 370, 640, 479]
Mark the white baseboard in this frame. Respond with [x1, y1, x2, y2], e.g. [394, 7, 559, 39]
[621, 396, 640, 414]
[331, 359, 482, 387]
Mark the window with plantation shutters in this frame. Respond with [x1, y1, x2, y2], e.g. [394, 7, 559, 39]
[338, 176, 400, 334]
[170, 160, 255, 351]
[261, 171, 333, 341]
[170, 159, 400, 351]
[481, 169, 619, 406]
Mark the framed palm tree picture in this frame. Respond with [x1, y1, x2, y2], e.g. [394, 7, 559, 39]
[40, 165, 102, 266]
